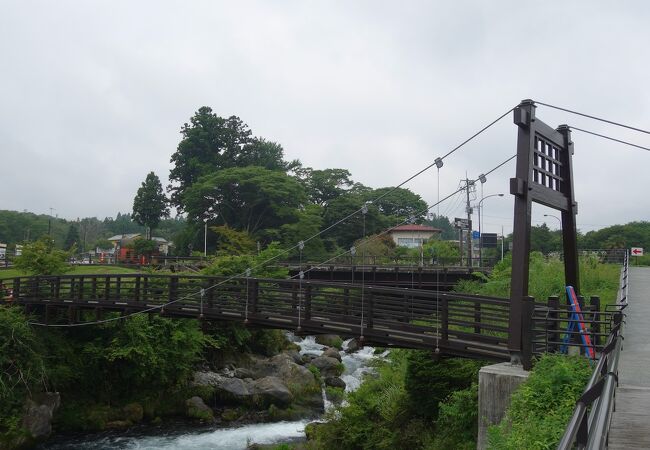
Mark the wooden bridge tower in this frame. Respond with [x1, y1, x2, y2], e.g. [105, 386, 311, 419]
[508, 99, 580, 368]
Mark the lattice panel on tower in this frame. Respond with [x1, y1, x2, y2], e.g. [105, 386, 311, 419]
[533, 134, 563, 192]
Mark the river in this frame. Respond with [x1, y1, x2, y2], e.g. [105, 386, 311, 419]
[40, 336, 383, 450]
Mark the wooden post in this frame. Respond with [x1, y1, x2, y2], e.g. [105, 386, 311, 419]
[104, 276, 110, 301]
[521, 296, 535, 370]
[69, 276, 75, 300]
[77, 276, 84, 301]
[367, 290, 374, 329]
[12, 278, 21, 300]
[30, 276, 39, 299]
[474, 302, 481, 335]
[590, 296, 601, 350]
[134, 276, 141, 302]
[115, 276, 121, 302]
[57, 276, 64, 300]
[292, 283, 298, 312]
[441, 298, 449, 344]
[169, 276, 179, 305]
[304, 285, 312, 321]
[143, 276, 149, 302]
[548, 296, 560, 352]
[91, 277, 97, 301]
[247, 278, 259, 316]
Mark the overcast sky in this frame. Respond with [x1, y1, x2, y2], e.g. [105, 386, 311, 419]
[2, 1, 649, 236]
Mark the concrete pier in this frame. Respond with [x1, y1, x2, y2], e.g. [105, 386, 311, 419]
[477, 362, 529, 450]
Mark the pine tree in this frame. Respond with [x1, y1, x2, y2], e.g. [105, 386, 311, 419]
[132, 172, 170, 239]
[64, 224, 80, 250]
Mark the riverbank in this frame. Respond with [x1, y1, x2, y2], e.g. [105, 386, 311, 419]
[33, 335, 384, 450]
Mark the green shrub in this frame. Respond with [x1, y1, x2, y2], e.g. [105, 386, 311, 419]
[13, 236, 73, 276]
[0, 307, 46, 441]
[308, 365, 322, 383]
[425, 384, 478, 450]
[325, 386, 345, 403]
[488, 354, 591, 449]
[404, 352, 482, 420]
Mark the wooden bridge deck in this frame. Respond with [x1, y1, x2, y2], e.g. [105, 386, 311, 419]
[608, 266, 650, 449]
[3, 274, 520, 362]
[3, 273, 611, 369]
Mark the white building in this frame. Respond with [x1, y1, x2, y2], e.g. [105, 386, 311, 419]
[389, 224, 442, 248]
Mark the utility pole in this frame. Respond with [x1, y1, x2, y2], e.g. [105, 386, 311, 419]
[501, 225, 504, 260]
[465, 177, 473, 268]
[48, 207, 56, 235]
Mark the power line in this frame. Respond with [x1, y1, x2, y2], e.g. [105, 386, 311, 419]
[297, 105, 515, 245]
[569, 126, 650, 152]
[535, 101, 650, 136]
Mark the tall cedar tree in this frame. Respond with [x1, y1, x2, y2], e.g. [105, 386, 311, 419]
[132, 172, 169, 239]
[168, 107, 295, 212]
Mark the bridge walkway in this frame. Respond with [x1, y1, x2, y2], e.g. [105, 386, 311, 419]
[608, 266, 650, 450]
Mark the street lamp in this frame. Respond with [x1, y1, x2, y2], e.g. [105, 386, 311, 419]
[543, 214, 562, 231]
[478, 194, 504, 266]
[204, 219, 208, 257]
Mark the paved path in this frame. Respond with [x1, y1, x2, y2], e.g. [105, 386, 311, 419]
[608, 266, 650, 449]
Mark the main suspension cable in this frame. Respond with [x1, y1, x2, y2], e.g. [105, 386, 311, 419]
[290, 154, 517, 281]
[535, 101, 650, 136]
[25, 108, 517, 328]
[569, 126, 650, 152]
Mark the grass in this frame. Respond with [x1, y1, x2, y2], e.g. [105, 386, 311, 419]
[488, 354, 592, 449]
[0, 265, 141, 280]
[455, 253, 621, 306]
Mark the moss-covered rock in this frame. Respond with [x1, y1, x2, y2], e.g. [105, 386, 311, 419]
[315, 334, 343, 349]
[185, 396, 214, 421]
[122, 402, 143, 423]
[221, 408, 241, 421]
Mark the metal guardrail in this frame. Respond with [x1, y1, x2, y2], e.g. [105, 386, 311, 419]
[557, 250, 629, 449]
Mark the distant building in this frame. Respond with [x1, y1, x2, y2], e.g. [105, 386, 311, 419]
[107, 234, 171, 256]
[388, 224, 442, 248]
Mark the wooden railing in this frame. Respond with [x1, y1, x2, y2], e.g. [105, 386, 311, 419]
[3, 273, 515, 361]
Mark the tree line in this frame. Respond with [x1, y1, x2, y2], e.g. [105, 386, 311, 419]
[145, 106, 435, 258]
[0, 210, 184, 252]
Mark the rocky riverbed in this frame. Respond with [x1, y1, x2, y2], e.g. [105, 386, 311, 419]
[37, 334, 385, 449]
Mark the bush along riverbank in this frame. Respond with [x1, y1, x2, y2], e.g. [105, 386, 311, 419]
[303, 350, 485, 450]
[0, 303, 352, 449]
[1, 298, 384, 450]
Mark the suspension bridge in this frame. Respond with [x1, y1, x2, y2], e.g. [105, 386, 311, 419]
[3, 99, 649, 447]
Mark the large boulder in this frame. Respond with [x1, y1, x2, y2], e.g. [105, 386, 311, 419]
[234, 367, 256, 379]
[252, 376, 293, 407]
[321, 347, 342, 361]
[251, 354, 316, 392]
[325, 377, 346, 389]
[22, 392, 60, 441]
[310, 356, 343, 378]
[345, 338, 361, 353]
[285, 349, 304, 365]
[192, 371, 252, 402]
[315, 334, 343, 349]
[186, 396, 214, 421]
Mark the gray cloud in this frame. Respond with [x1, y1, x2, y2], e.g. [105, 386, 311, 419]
[1, 1, 648, 236]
